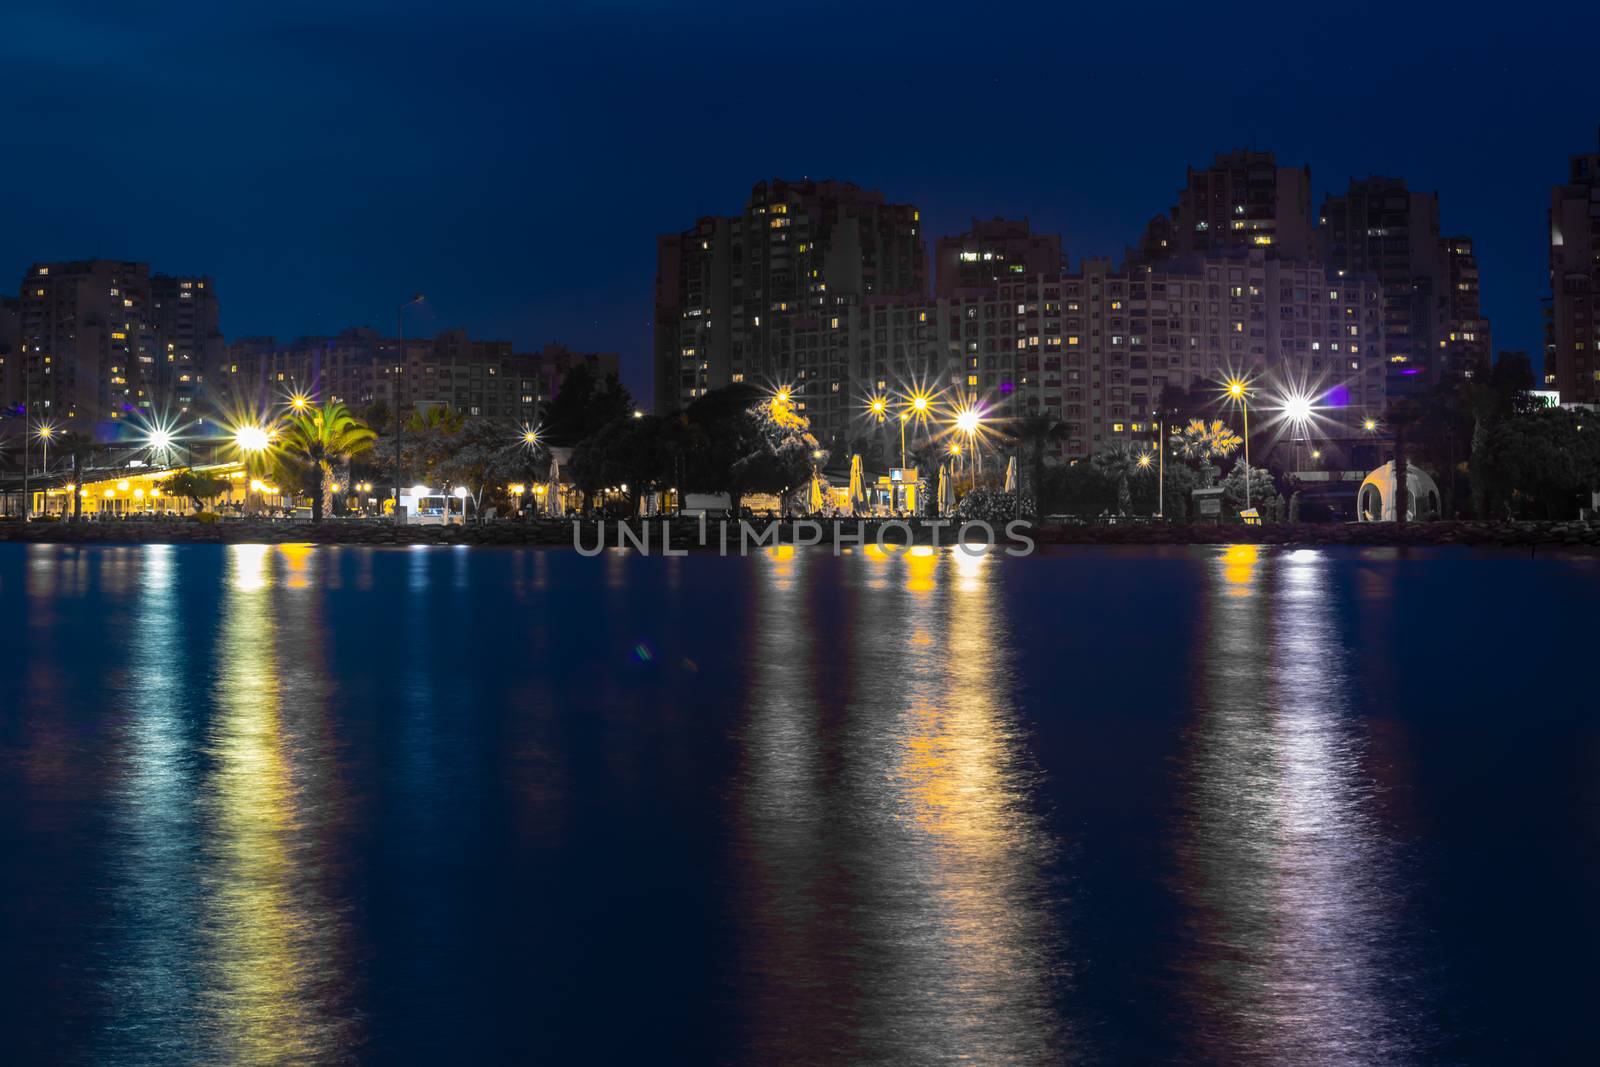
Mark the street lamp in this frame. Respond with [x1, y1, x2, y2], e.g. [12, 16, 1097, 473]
[1280, 390, 1315, 472]
[394, 293, 424, 522]
[234, 424, 270, 515]
[1227, 378, 1251, 513]
[35, 423, 54, 478]
[453, 484, 470, 525]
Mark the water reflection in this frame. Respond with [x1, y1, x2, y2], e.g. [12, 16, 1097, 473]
[196, 544, 358, 1063]
[1171, 545, 1416, 1064]
[734, 546, 1066, 1064]
[100, 546, 204, 1060]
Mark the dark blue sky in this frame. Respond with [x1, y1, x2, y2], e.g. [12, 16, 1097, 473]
[4, 1, 1595, 405]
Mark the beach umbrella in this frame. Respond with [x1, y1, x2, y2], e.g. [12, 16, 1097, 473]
[545, 457, 564, 518]
[809, 469, 825, 514]
[937, 463, 951, 517]
[848, 454, 866, 514]
[1004, 455, 1017, 493]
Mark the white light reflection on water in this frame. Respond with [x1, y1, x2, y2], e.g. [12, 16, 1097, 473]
[1171, 545, 1417, 1065]
[733, 545, 1067, 1065]
[98, 545, 205, 1059]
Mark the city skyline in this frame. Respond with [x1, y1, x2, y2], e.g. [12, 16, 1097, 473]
[2, 3, 1594, 406]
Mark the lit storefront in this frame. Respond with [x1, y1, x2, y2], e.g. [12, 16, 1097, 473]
[10, 462, 286, 518]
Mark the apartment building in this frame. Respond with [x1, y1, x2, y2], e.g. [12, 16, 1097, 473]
[1548, 145, 1600, 404]
[1318, 177, 1490, 391]
[654, 178, 926, 418]
[935, 218, 1064, 297]
[1133, 150, 1317, 264]
[8, 260, 222, 438]
[150, 274, 222, 414]
[222, 330, 617, 422]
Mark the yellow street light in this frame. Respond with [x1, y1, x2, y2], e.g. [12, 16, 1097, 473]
[1363, 417, 1377, 432]
[234, 425, 270, 453]
[1225, 378, 1252, 512]
[290, 392, 311, 412]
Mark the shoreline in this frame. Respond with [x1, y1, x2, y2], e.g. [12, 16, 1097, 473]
[3, 517, 1598, 550]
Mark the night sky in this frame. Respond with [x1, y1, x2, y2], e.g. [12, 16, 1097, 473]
[4, 1, 1595, 406]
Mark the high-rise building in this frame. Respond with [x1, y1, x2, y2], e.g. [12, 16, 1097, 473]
[1317, 177, 1490, 392]
[1440, 237, 1491, 380]
[654, 178, 926, 426]
[222, 330, 617, 423]
[936, 218, 1064, 297]
[1548, 143, 1600, 405]
[1002, 252, 1386, 460]
[0, 296, 19, 415]
[11, 260, 223, 438]
[14, 260, 162, 434]
[1134, 150, 1316, 264]
[150, 274, 222, 415]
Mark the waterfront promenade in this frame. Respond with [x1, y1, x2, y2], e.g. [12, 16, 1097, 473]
[2, 516, 1597, 549]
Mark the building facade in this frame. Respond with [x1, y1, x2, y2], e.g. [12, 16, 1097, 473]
[654, 178, 926, 421]
[222, 331, 618, 423]
[1317, 178, 1490, 392]
[1133, 150, 1317, 264]
[10, 260, 221, 439]
[150, 274, 222, 415]
[1548, 145, 1600, 405]
[936, 218, 1064, 297]
[657, 184, 1388, 459]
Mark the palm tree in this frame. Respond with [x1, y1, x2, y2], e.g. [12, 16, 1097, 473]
[1169, 418, 1241, 486]
[1384, 396, 1424, 526]
[283, 400, 377, 521]
[1009, 413, 1066, 510]
[57, 431, 94, 521]
[1092, 440, 1145, 515]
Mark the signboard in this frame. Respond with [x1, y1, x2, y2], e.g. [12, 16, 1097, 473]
[1192, 487, 1224, 521]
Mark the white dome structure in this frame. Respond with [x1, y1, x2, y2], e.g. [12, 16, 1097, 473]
[1357, 460, 1441, 522]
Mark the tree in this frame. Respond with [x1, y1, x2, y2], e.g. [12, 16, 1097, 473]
[1091, 440, 1146, 515]
[361, 400, 393, 436]
[1220, 464, 1282, 520]
[730, 396, 818, 513]
[281, 400, 378, 522]
[1384, 396, 1425, 527]
[1170, 418, 1241, 487]
[160, 469, 231, 513]
[542, 363, 633, 447]
[430, 418, 529, 521]
[1129, 457, 1198, 522]
[570, 414, 672, 515]
[1476, 408, 1600, 519]
[1041, 460, 1115, 515]
[1008, 413, 1066, 513]
[56, 431, 94, 521]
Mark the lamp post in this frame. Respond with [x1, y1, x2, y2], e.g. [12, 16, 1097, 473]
[37, 423, 52, 476]
[234, 424, 270, 515]
[1154, 410, 1165, 521]
[1228, 379, 1250, 513]
[394, 294, 424, 522]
